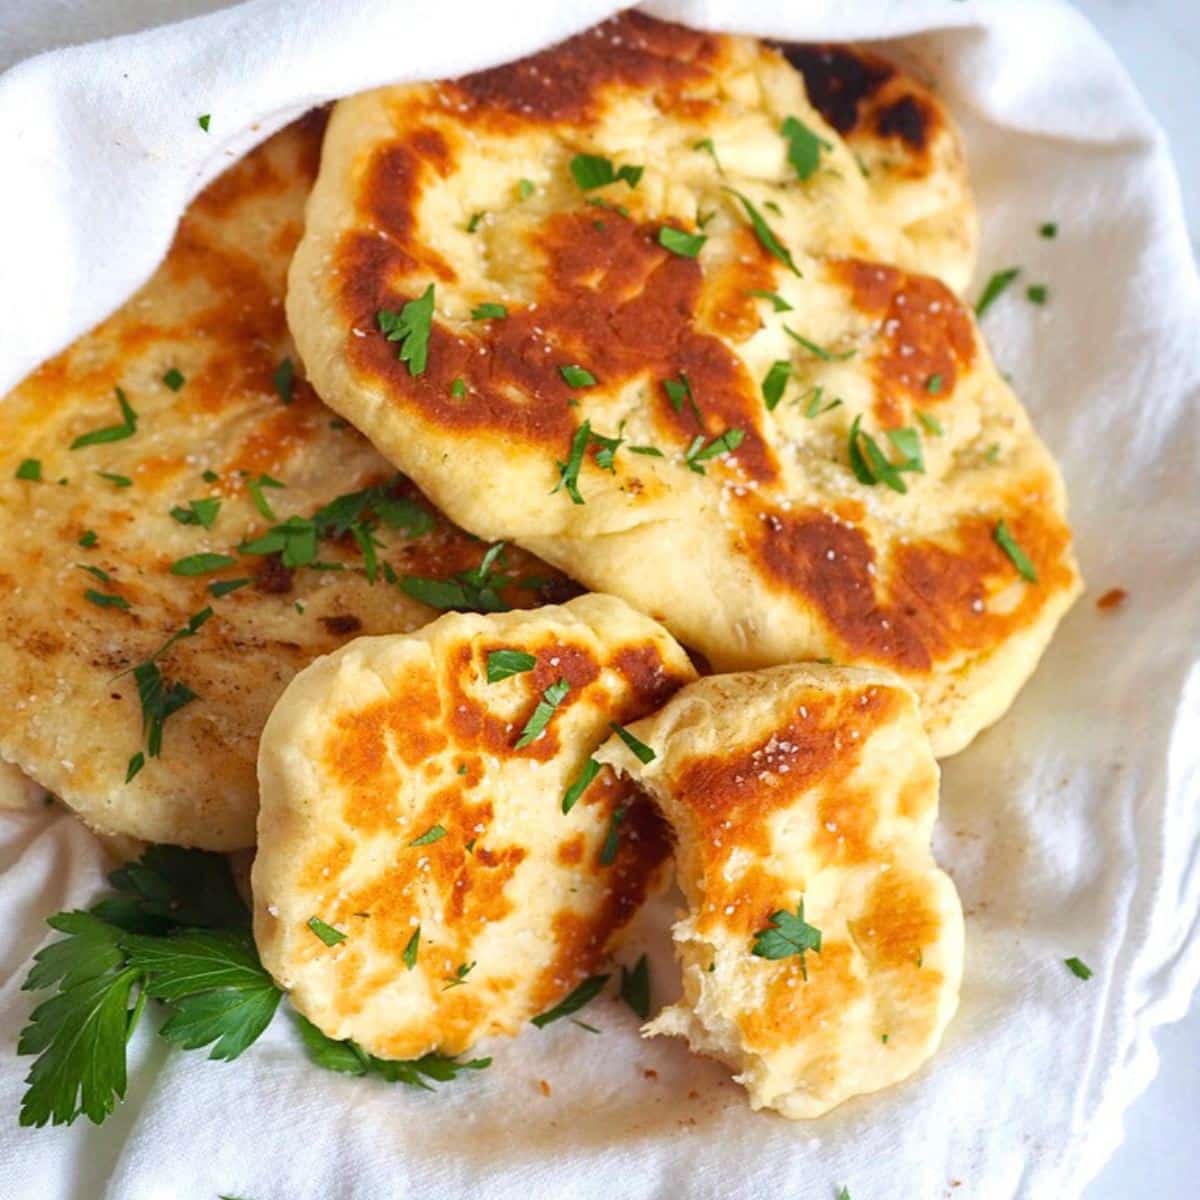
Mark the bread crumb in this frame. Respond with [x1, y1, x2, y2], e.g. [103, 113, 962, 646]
[1097, 587, 1127, 611]
[538, 1079, 552, 1097]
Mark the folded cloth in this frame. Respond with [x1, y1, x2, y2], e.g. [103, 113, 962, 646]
[0, 2, 1198, 1198]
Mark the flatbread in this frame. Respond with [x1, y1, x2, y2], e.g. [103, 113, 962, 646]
[253, 594, 695, 1059]
[594, 663, 964, 1118]
[0, 761, 43, 812]
[287, 13, 1080, 756]
[0, 115, 570, 850]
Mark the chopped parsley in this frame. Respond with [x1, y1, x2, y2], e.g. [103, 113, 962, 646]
[15, 458, 42, 481]
[662, 372, 703, 424]
[684, 427, 744, 474]
[993, 520, 1037, 582]
[723, 187, 800, 275]
[693, 137, 723, 172]
[169, 553, 236, 577]
[133, 661, 197, 759]
[466, 211, 485, 233]
[751, 901, 822, 978]
[451, 377, 467, 398]
[599, 806, 625, 866]
[400, 541, 511, 613]
[471, 302, 508, 320]
[443, 961, 475, 990]
[847, 416, 924, 494]
[562, 757, 600, 814]
[590, 427, 623, 472]
[202, 469, 219, 483]
[628, 444, 664, 457]
[619, 955, 651, 1021]
[802, 386, 842, 418]
[208, 577, 251, 598]
[306, 917, 346, 947]
[1026, 284, 1048, 305]
[162, 368, 185, 392]
[85, 589, 129, 611]
[78, 563, 111, 584]
[378, 283, 434, 377]
[559, 364, 597, 388]
[531, 974, 609, 1028]
[785, 327, 855, 362]
[609, 721, 655, 763]
[125, 752, 145, 782]
[244, 473, 284, 520]
[554, 421, 592, 505]
[78, 530, 98, 548]
[917, 411, 944, 436]
[747, 289, 792, 312]
[569, 153, 643, 191]
[762, 360, 791, 411]
[71, 388, 138, 449]
[169, 498, 221, 530]
[402, 927, 420, 971]
[97, 472, 132, 488]
[515, 678, 570, 748]
[1039, 222, 1058, 239]
[926, 373, 944, 395]
[273, 357, 295, 405]
[657, 226, 706, 258]
[197, 114, 211, 132]
[781, 115, 830, 180]
[1064, 956, 1092, 981]
[975, 267, 1020, 317]
[486, 649, 536, 682]
[409, 825, 447, 848]
[517, 178, 535, 200]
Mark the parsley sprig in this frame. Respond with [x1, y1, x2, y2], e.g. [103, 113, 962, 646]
[378, 284, 435, 376]
[399, 541, 512, 613]
[751, 901, 822, 979]
[71, 388, 139, 450]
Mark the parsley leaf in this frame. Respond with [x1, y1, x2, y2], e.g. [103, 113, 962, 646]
[85, 589, 129, 611]
[658, 226, 706, 258]
[409, 825, 447, 847]
[569, 154, 643, 191]
[784, 327, 855, 361]
[133, 662, 197, 759]
[515, 678, 570, 748]
[762, 360, 791, 411]
[487, 649, 536, 682]
[599, 805, 625, 866]
[683, 428, 744, 474]
[97, 472, 132, 488]
[471, 303, 508, 320]
[747, 289, 792, 312]
[517, 178, 535, 200]
[399, 542, 511, 613]
[1026, 284, 1048, 305]
[559, 364, 597, 388]
[975, 267, 1020, 317]
[1039, 222, 1058, 239]
[662, 373, 703, 424]
[917, 411, 944, 436]
[16, 458, 42, 481]
[170, 553, 236, 577]
[443, 961, 475, 991]
[723, 187, 801, 275]
[609, 721, 655, 763]
[781, 115, 830, 180]
[197, 114, 211, 132]
[993, 520, 1037, 582]
[162, 368, 185, 392]
[71, 388, 139, 449]
[847, 416, 924, 494]
[306, 917, 346, 947]
[378, 284, 435, 376]
[244, 473, 284, 521]
[209, 577, 251, 598]
[801, 386, 842, 418]
[619, 954, 651, 1021]
[169, 498, 221, 530]
[562, 757, 600, 814]
[751, 901, 822, 978]
[554, 421, 592, 505]
[273, 358, 295, 405]
[926, 373, 944, 395]
[531, 974, 609, 1028]
[1064, 956, 1092, 981]
[402, 928, 420, 971]
[693, 137, 723, 172]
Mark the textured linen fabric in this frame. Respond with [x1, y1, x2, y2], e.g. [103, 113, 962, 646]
[0, 2, 1197, 1197]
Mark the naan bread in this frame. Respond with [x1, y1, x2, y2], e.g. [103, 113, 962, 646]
[0, 115, 569, 850]
[0, 761, 43, 812]
[287, 13, 1080, 756]
[253, 594, 695, 1059]
[594, 664, 963, 1118]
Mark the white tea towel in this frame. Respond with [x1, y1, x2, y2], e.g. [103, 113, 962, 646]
[0, 2, 1198, 1198]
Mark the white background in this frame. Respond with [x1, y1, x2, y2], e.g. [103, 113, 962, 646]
[1078, 1, 1199, 1196]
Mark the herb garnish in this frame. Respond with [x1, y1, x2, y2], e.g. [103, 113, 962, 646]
[723, 188, 800, 275]
[169, 498, 221, 530]
[684, 428, 744, 474]
[169, 553, 237, 577]
[71, 388, 138, 449]
[486, 649, 536, 682]
[693, 137, 723, 172]
[658, 226, 706, 258]
[619, 955, 651, 1021]
[847, 416, 924, 493]
[273, 358, 295, 405]
[781, 115, 830, 180]
[378, 284, 434, 376]
[917, 411, 944, 436]
[751, 901, 822, 979]
[531, 974, 609, 1028]
[306, 917, 346, 947]
[747, 289, 793, 312]
[559, 364, 597, 388]
[78, 530, 98, 548]
[97, 472, 132, 488]
[975, 268, 1020, 317]
[514, 679, 570, 749]
[197, 114, 211, 132]
[1039, 222, 1058, 239]
[554, 421, 592, 505]
[16, 458, 42, 481]
[762, 360, 791, 411]
[517, 178, 535, 200]
[443, 961, 475, 990]
[409, 825, 447, 848]
[569, 153, 643, 191]
[244, 473, 284, 521]
[599, 806, 625, 866]
[993, 520, 1037, 582]
[785, 327, 855, 362]
[85, 590, 129, 611]
[1064, 956, 1092, 981]
[471, 303, 508, 320]
[402, 927, 420, 971]
[208, 578, 251, 598]
[609, 721, 655, 763]
[162, 368, 185, 392]
[400, 541, 511, 613]
[562, 757, 600, 814]
[1026, 284, 1048, 305]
